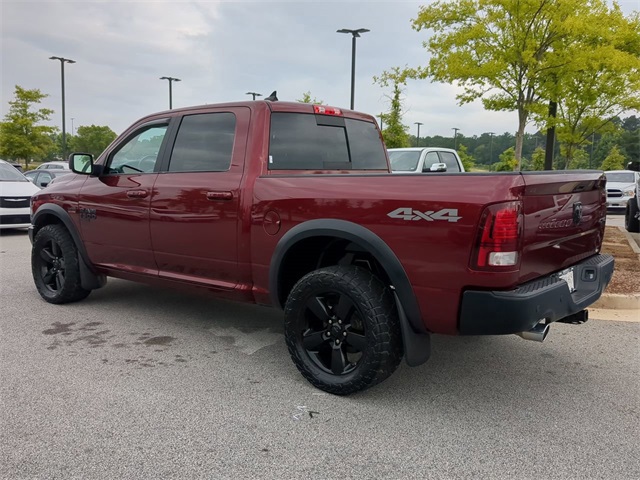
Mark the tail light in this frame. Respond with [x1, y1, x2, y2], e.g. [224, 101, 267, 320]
[313, 105, 343, 116]
[471, 201, 523, 271]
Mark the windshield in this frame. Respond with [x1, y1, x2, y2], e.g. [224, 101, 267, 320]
[606, 172, 635, 183]
[388, 151, 421, 171]
[0, 163, 28, 182]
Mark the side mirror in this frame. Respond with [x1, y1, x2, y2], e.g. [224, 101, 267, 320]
[429, 162, 447, 172]
[627, 161, 640, 172]
[69, 153, 94, 175]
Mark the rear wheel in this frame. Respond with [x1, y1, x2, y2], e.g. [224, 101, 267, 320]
[32, 224, 91, 304]
[284, 266, 402, 395]
[626, 200, 640, 233]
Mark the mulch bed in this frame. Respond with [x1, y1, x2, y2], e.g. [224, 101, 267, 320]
[600, 227, 640, 295]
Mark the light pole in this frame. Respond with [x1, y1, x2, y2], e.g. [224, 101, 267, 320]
[488, 132, 496, 170]
[71, 117, 75, 136]
[337, 28, 370, 110]
[379, 113, 384, 131]
[49, 56, 75, 160]
[589, 132, 595, 169]
[414, 122, 424, 147]
[452, 127, 460, 150]
[160, 76, 181, 109]
[246, 92, 262, 100]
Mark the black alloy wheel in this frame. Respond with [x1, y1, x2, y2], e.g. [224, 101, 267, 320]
[284, 265, 402, 395]
[301, 290, 368, 375]
[32, 224, 90, 304]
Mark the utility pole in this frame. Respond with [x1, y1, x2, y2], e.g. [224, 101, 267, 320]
[160, 76, 181, 109]
[414, 122, 424, 147]
[452, 127, 460, 149]
[49, 56, 76, 160]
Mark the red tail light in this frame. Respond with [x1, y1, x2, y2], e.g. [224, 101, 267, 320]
[313, 105, 343, 116]
[471, 201, 523, 270]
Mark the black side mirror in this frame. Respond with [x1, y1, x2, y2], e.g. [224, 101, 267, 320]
[69, 153, 94, 175]
[626, 161, 640, 172]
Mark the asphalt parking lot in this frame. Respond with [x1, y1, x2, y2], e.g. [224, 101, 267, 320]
[1, 226, 638, 479]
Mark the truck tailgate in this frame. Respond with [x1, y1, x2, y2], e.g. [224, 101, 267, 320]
[519, 171, 607, 284]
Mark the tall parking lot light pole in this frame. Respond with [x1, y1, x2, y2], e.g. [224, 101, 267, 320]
[160, 76, 181, 109]
[452, 127, 460, 150]
[49, 56, 75, 160]
[337, 28, 370, 110]
[488, 132, 496, 170]
[246, 92, 262, 100]
[414, 122, 424, 147]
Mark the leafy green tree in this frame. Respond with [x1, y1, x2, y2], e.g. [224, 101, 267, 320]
[379, 0, 636, 170]
[600, 145, 626, 170]
[297, 91, 324, 104]
[380, 81, 410, 148]
[530, 147, 546, 171]
[0, 86, 56, 167]
[546, 6, 640, 169]
[494, 147, 518, 172]
[70, 125, 117, 158]
[457, 144, 475, 171]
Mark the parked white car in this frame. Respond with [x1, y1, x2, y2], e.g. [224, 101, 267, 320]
[0, 159, 40, 229]
[36, 161, 71, 171]
[388, 147, 466, 173]
[605, 170, 639, 212]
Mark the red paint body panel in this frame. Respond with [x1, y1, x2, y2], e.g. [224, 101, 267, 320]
[30, 101, 609, 336]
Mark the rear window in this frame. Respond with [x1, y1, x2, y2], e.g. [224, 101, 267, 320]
[268, 113, 387, 170]
[388, 151, 421, 171]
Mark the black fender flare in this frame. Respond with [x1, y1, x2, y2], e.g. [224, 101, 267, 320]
[269, 219, 430, 366]
[30, 204, 106, 290]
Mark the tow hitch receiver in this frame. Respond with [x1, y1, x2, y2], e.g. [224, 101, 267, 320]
[557, 310, 589, 325]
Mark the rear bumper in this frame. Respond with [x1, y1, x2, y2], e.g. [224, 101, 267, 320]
[459, 254, 614, 335]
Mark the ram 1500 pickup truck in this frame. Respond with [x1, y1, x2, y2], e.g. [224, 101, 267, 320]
[29, 100, 614, 394]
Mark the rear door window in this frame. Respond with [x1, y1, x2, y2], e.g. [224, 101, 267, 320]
[438, 151, 461, 172]
[268, 113, 387, 170]
[168, 113, 236, 172]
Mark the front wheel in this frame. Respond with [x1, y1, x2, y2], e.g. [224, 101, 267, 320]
[625, 200, 640, 233]
[32, 224, 91, 304]
[284, 266, 402, 395]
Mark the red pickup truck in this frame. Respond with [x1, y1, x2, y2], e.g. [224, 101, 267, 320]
[29, 100, 614, 394]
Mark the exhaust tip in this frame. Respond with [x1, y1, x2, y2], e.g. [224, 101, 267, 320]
[516, 322, 550, 343]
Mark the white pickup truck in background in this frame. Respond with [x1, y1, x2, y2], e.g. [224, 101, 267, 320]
[388, 147, 465, 173]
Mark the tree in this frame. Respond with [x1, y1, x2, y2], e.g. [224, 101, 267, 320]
[545, 5, 640, 169]
[600, 145, 626, 170]
[457, 144, 475, 171]
[381, 0, 635, 170]
[297, 91, 324, 104]
[0, 86, 56, 167]
[530, 147, 546, 171]
[494, 147, 518, 172]
[70, 125, 117, 158]
[380, 81, 410, 148]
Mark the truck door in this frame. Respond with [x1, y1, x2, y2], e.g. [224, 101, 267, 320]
[149, 107, 249, 289]
[78, 121, 171, 274]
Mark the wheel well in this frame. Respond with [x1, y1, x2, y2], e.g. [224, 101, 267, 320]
[277, 235, 391, 307]
[32, 213, 64, 235]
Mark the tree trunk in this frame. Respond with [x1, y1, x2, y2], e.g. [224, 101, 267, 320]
[515, 109, 527, 171]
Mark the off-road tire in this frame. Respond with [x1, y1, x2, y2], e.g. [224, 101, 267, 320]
[284, 265, 403, 395]
[625, 199, 640, 233]
[32, 224, 91, 304]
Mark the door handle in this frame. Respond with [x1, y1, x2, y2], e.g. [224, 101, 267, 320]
[126, 190, 148, 198]
[206, 191, 233, 201]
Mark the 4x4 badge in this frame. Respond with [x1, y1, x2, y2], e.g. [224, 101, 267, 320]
[387, 207, 461, 222]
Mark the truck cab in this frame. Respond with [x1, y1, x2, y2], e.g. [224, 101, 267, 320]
[387, 147, 465, 174]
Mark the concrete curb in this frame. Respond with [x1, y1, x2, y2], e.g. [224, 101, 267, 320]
[617, 226, 640, 259]
[592, 293, 640, 311]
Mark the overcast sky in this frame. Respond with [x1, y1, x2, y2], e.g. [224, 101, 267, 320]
[2, 0, 639, 138]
